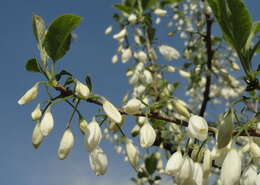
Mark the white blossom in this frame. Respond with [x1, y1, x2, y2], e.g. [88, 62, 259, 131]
[167, 65, 176, 72]
[79, 118, 88, 134]
[89, 146, 108, 176]
[250, 141, 260, 158]
[40, 106, 54, 136]
[125, 139, 139, 170]
[84, 117, 102, 152]
[103, 99, 122, 123]
[113, 28, 127, 40]
[165, 150, 183, 175]
[240, 164, 257, 185]
[172, 98, 190, 119]
[139, 120, 156, 148]
[179, 69, 191, 78]
[18, 82, 39, 105]
[104, 25, 112, 35]
[75, 80, 90, 99]
[187, 115, 208, 141]
[31, 103, 42, 121]
[176, 156, 194, 184]
[154, 9, 167, 16]
[136, 51, 147, 63]
[128, 14, 137, 23]
[32, 121, 44, 149]
[121, 48, 132, 63]
[112, 54, 118, 64]
[255, 174, 260, 185]
[58, 129, 74, 160]
[159, 45, 180, 60]
[123, 98, 142, 114]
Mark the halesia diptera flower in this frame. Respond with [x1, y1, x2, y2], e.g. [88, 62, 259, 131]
[79, 118, 88, 134]
[89, 146, 108, 176]
[172, 98, 190, 119]
[240, 164, 257, 185]
[187, 115, 208, 141]
[113, 28, 127, 40]
[249, 141, 260, 158]
[40, 106, 54, 136]
[128, 14, 137, 24]
[159, 45, 180, 61]
[104, 25, 112, 35]
[121, 48, 132, 63]
[139, 120, 156, 148]
[84, 117, 102, 152]
[125, 139, 139, 170]
[31, 103, 42, 121]
[176, 156, 194, 184]
[32, 121, 44, 149]
[220, 149, 241, 185]
[154, 8, 167, 16]
[165, 150, 183, 176]
[18, 82, 39, 105]
[123, 98, 142, 114]
[58, 129, 75, 160]
[103, 99, 122, 123]
[75, 80, 90, 99]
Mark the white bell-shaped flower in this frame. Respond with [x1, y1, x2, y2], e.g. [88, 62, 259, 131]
[128, 13, 137, 23]
[79, 118, 88, 134]
[176, 156, 194, 184]
[84, 117, 102, 152]
[203, 148, 212, 176]
[179, 69, 191, 78]
[240, 164, 257, 185]
[103, 99, 122, 123]
[187, 115, 208, 141]
[113, 28, 127, 40]
[104, 25, 112, 35]
[172, 98, 190, 119]
[256, 121, 260, 133]
[165, 150, 183, 175]
[31, 103, 42, 121]
[40, 106, 54, 136]
[159, 45, 180, 61]
[123, 98, 142, 114]
[167, 65, 176, 72]
[139, 120, 156, 148]
[121, 48, 132, 63]
[154, 8, 167, 16]
[32, 121, 44, 149]
[255, 174, 260, 185]
[89, 146, 108, 176]
[250, 141, 260, 158]
[192, 163, 203, 185]
[75, 80, 90, 99]
[58, 129, 74, 160]
[18, 82, 39, 105]
[142, 70, 153, 84]
[220, 149, 241, 185]
[125, 139, 139, 170]
[136, 51, 147, 63]
[112, 54, 118, 64]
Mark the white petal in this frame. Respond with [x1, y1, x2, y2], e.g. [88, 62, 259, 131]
[103, 100, 122, 123]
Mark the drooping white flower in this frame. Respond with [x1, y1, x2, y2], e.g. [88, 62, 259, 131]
[255, 174, 260, 185]
[167, 65, 176, 72]
[139, 120, 156, 148]
[79, 118, 88, 134]
[187, 115, 208, 141]
[249, 141, 260, 158]
[203, 148, 212, 177]
[128, 14, 137, 23]
[176, 156, 194, 184]
[104, 25, 112, 35]
[40, 106, 54, 136]
[112, 54, 118, 64]
[113, 28, 127, 40]
[192, 163, 203, 185]
[256, 122, 260, 134]
[123, 98, 142, 114]
[84, 117, 102, 152]
[121, 48, 132, 63]
[103, 100, 122, 123]
[125, 139, 139, 170]
[18, 82, 39, 105]
[220, 149, 241, 185]
[159, 45, 180, 61]
[31, 103, 42, 121]
[142, 70, 153, 84]
[58, 129, 75, 160]
[75, 80, 90, 99]
[89, 146, 108, 176]
[136, 51, 147, 63]
[154, 9, 167, 16]
[165, 150, 183, 175]
[240, 164, 257, 185]
[172, 98, 190, 119]
[32, 121, 44, 149]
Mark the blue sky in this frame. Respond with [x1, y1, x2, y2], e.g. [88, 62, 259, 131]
[0, 1, 259, 185]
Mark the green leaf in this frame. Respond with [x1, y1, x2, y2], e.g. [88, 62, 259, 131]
[64, 76, 74, 86]
[142, 0, 157, 10]
[25, 58, 40, 72]
[145, 154, 158, 175]
[85, 75, 92, 91]
[55, 70, 72, 81]
[32, 14, 46, 44]
[113, 4, 136, 14]
[44, 14, 82, 62]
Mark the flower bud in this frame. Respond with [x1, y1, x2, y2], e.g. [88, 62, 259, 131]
[172, 99, 190, 119]
[58, 129, 74, 160]
[125, 139, 139, 170]
[121, 48, 132, 63]
[32, 121, 44, 149]
[154, 9, 167, 16]
[217, 110, 234, 149]
[31, 104, 42, 121]
[104, 25, 112, 35]
[84, 117, 102, 152]
[176, 156, 194, 184]
[165, 150, 183, 175]
[220, 149, 241, 185]
[142, 70, 153, 84]
[123, 98, 141, 114]
[240, 164, 257, 185]
[159, 45, 180, 61]
[139, 120, 156, 148]
[113, 28, 127, 40]
[167, 65, 176, 72]
[75, 80, 90, 99]
[103, 100, 122, 123]
[79, 118, 88, 134]
[40, 107, 54, 136]
[128, 14, 137, 23]
[18, 83, 39, 105]
[256, 121, 260, 134]
[112, 54, 118, 64]
[179, 69, 191, 78]
[250, 141, 260, 158]
[136, 51, 147, 63]
[89, 146, 108, 176]
[255, 174, 260, 185]
[187, 115, 208, 141]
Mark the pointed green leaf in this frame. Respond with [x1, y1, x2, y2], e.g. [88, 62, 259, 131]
[32, 14, 46, 44]
[145, 154, 158, 175]
[44, 14, 82, 62]
[25, 58, 40, 72]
